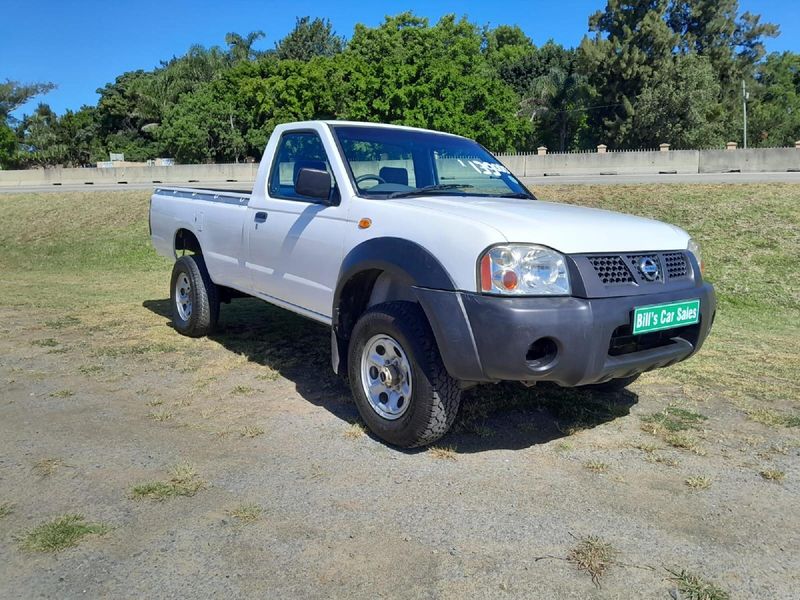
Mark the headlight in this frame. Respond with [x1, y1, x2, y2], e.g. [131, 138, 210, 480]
[687, 238, 703, 273]
[479, 245, 571, 295]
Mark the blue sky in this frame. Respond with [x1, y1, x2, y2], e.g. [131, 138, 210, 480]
[2, 0, 798, 118]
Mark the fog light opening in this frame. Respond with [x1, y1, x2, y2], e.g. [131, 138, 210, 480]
[526, 337, 558, 368]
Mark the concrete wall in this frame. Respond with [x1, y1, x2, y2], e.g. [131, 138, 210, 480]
[502, 150, 700, 176]
[1, 147, 798, 187]
[698, 148, 800, 173]
[0, 163, 258, 187]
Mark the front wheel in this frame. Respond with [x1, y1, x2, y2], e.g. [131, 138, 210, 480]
[347, 302, 461, 448]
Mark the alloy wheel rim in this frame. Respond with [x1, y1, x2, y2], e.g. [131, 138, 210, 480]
[175, 272, 192, 321]
[360, 334, 413, 420]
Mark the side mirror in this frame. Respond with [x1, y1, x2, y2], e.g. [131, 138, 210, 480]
[295, 168, 332, 203]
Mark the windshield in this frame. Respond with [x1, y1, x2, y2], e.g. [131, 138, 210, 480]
[331, 125, 534, 200]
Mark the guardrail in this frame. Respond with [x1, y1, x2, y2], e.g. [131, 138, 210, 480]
[0, 147, 798, 188]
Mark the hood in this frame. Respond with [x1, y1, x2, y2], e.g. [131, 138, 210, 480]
[393, 196, 689, 254]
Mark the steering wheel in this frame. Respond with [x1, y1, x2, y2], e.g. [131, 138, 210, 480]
[355, 174, 386, 186]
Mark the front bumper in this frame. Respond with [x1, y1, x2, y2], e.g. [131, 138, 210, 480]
[415, 283, 716, 387]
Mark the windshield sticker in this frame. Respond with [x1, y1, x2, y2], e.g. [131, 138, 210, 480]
[466, 160, 510, 176]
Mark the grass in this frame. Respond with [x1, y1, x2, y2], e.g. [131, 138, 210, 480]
[641, 405, 708, 433]
[645, 454, 680, 467]
[664, 432, 707, 456]
[231, 385, 256, 395]
[427, 446, 457, 461]
[228, 504, 262, 523]
[584, 460, 609, 473]
[759, 469, 785, 482]
[667, 569, 729, 600]
[49, 389, 75, 399]
[343, 422, 366, 439]
[147, 409, 173, 422]
[745, 407, 800, 429]
[45, 315, 81, 329]
[32, 458, 66, 477]
[685, 476, 713, 490]
[567, 535, 617, 586]
[131, 462, 205, 501]
[0, 502, 14, 519]
[240, 425, 265, 438]
[18, 514, 108, 552]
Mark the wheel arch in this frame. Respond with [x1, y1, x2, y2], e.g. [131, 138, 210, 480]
[331, 237, 456, 375]
[174, 227, 202, 257]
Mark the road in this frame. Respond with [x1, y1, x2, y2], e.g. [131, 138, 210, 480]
[2, 171, 800, 194]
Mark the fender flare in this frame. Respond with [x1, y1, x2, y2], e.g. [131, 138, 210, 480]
[332, 237, 456, 327]
[330, 237, 459, 375]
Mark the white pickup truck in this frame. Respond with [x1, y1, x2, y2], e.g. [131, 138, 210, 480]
[150, 121, 716, 447]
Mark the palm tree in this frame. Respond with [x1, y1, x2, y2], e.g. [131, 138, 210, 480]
[520, 67, 591, 151]
[225, 31, 266, 63]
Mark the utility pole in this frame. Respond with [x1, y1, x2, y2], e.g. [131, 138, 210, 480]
[742, 80, 749, 149]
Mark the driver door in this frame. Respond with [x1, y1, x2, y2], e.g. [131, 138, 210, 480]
[245, 130, 348, 322]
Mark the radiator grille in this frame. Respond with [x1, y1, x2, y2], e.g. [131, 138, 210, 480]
[663, 252, 688, 279]
[587, 256, 635, 284]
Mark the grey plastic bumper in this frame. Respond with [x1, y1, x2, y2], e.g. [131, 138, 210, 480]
[415, 283, 716, 387]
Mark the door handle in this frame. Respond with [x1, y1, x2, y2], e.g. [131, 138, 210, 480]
[254, 212, 268, 223]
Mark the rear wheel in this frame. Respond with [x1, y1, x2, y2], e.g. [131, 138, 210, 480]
[347, 302, 461, 448]
[170, 255, 219, 337]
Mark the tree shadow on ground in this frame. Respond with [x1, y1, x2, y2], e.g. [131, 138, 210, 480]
[143, 297, 638, 453]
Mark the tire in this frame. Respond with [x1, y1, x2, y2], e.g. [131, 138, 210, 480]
[347, 301, 461, 448]
[586, 374, 640, 392]
[170, 255, 219, 337]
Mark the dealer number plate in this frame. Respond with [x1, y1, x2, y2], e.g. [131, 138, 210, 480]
[632, 299, 700, 335]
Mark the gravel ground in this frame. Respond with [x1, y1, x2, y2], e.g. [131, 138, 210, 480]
[1, 297, 798, 599]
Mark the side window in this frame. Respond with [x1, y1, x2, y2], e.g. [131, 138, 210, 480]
[268, 131, 337, 201]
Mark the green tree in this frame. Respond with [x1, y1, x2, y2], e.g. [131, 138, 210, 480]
[275, 17, 345, 61]
[749, 52, 800, 147]
[0, 123, 16, 168]
[340, 13, 530, 151]
[225, 31, 265, 63]
[0, 79, 56, 121]
[629, 54, 725, 148]
[0, 79, 56, 168]
[579, 0, 679, 147]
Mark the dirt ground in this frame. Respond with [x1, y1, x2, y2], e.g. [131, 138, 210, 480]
[0, 295, 796, 599]
[1, 186, 798, 598]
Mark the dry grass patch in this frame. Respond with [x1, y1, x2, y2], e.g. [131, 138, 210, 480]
[759, 469, 785, 482]
[31, 338, 59, 347]
[343, 422, 366, 440]
[567, 535, 617, 586]
[32, 458, 67, 477]
[18, 514, 108, 552]
[685, 476, 712, 491]
[131, 462, 205, 501]
[667, 568, 729, 600]
[240, 425, 265, 438]
[0, 502, 14, 519]
[228, 504, 262, 523]
[427, 446, 457, 461]
[665, 432, 707, 456]
[231, 384, 256, 396]
[147, 409, 173, 422]
[645, 454, 680, 467]
[584, 460, 609, 473]
[745, 407, 800, 429]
